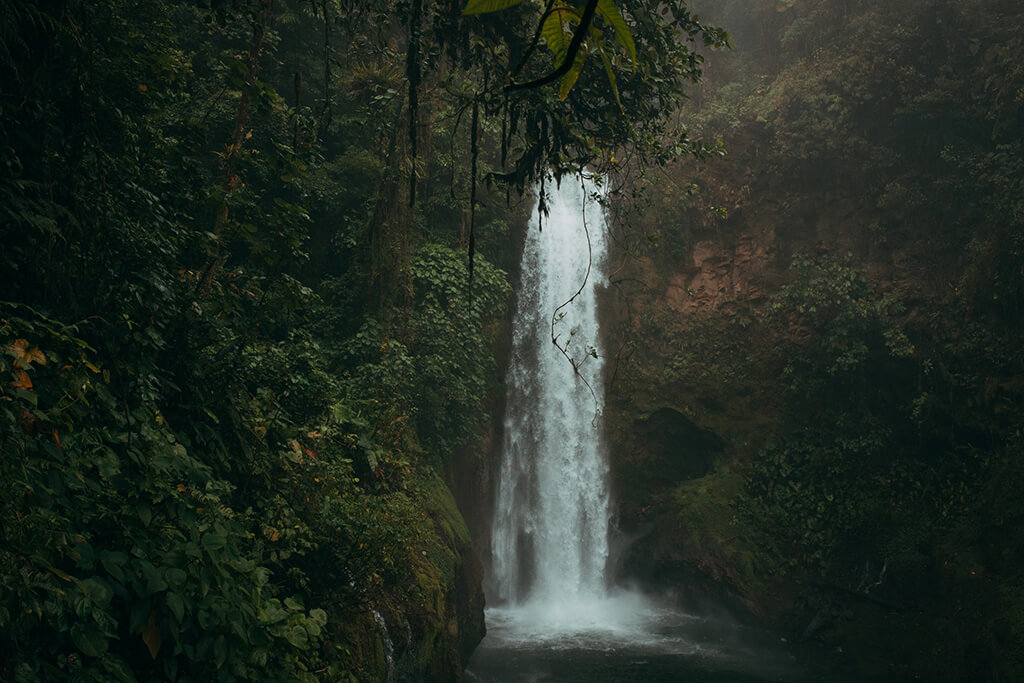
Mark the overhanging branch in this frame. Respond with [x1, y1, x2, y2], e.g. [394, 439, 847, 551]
[506, 0, 599, 91]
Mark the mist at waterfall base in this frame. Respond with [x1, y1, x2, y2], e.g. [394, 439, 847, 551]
[467, 591, 830, 682]
[465, 176, 859, 683]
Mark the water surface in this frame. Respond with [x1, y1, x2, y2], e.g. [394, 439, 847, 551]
[466, 593, 862, 682]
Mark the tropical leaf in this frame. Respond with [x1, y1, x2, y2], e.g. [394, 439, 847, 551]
[541, 4, 575, 66]
[597, 43, 624, 112]
[166, 592, 185, 623]
[71, 624, 109, 658]
[11, 368, 32, 390]
[7, 338, 45, 368]
[596, 0, 635, 69]
[558, 47, 588, 100]
[141, 614, 162, 659]
[462, 0, 521, 15]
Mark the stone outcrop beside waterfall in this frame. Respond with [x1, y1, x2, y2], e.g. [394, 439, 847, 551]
[338, 473, 485, 682]
[600, 191, 884, 620]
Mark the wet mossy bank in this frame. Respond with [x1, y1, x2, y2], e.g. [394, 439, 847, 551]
[605, 354, 1015, 681]
[336, 472, 486, 682]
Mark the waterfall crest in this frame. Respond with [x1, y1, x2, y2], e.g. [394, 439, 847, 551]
[490, 173, 610, 610]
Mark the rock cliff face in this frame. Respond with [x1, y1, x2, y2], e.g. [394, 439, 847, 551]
[400, 475, 486, 682]
[665, 235, 773, 313]
[603, 223, 782, 613]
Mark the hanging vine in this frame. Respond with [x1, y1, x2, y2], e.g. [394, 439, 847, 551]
[406, 0, 423, 207]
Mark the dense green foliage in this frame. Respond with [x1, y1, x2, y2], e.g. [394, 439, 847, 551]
[692, 0, 1024, 584]
[606, 0, 1024, 678]
[0, 1, 503, 679]
[0, 0, 726, 679]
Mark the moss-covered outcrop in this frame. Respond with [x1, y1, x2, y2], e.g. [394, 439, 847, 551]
[335, 472, 485, 682]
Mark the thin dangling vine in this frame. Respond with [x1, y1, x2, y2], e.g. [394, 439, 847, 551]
[406, 0, 423, 207]
[468, 98, 480, 287]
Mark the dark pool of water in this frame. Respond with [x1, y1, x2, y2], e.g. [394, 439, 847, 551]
[464, 596, 869, 683]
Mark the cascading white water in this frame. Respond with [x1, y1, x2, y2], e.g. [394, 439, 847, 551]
[490, 173, 610, 612]
[370, 608, 395, 683]
[483, 175, 694, 647]
[469, 175, 816, 683]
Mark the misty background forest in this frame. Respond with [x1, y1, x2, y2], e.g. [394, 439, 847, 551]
[1, 0, 1023, 681]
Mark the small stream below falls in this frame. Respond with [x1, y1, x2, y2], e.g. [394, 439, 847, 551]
[477, 176, 871, 682]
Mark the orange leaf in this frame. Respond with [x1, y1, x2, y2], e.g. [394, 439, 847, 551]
[17, 408, 38, 435]
[52, 429, 61, 450]
[11, 368, 33, 391]
[9, 339, 28, 356]
[141, 614, 161, 659]
[7, 339, 45, 367]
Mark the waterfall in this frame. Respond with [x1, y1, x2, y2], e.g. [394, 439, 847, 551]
[370, 608, 395, 683]
[490, 173, 610, 611]
[471, 174, 812, 673]
[469, 176, 807, 682]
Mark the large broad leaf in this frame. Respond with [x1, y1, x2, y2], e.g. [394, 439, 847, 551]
[99, 551, 128, 583]
[541, 4, 576, 66]
[166, 592, 186, 623]
[596, 0, 636, 69]
[214, 635, 228, 667]
[558, 46, 589, 100]
[141, 615, 162, 659]
[597, 43, 624, 112]
[285, 624, 309, 648]
[76, 576, 114, 606]
[463, 0, 521, 15]
[71, 624, 109, 658]
[559, 21, 603, 101]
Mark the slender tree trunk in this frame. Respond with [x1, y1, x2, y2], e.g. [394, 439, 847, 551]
[317, 0, 333, 136]
[196, 0, 277, 299]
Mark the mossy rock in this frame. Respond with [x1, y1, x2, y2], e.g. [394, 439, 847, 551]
[399, 471, 486, 681]
[335, 469, 485, 682]
[618, 468, 784, 617]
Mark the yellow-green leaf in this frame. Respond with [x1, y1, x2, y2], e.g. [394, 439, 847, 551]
[596, 0, 635, 69]
[541, 4, 575, 66]
[463, 0, 521, 15]
[597, 44, 624, 112]
[558, 47, 588, 100]
[141, 614, 162, 659]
